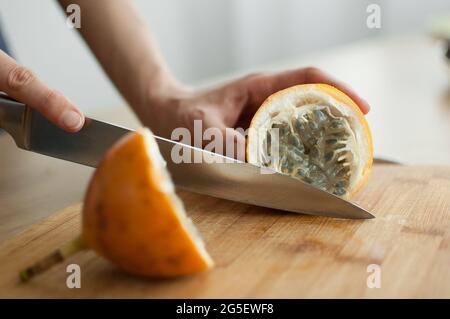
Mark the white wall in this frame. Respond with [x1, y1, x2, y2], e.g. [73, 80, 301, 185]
[0, 0, 448, 113]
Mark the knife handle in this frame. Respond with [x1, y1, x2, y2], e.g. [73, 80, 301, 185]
[0, 94, 28, 148]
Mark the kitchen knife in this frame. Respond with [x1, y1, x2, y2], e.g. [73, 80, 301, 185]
[0, 95, 374, 219]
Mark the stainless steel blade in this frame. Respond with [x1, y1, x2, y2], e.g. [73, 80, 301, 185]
[156, 136, 373, 219]
[26, 108, 130, 167]
[0, 98, 374, 219]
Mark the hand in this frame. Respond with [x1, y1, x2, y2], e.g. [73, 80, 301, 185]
[143, 67, 370, 158]
[0, 50, 84, 132]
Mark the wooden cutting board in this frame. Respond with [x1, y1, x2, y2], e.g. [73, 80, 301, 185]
[1, 164, 450, 298]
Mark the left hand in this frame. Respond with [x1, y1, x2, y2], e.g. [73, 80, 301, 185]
[142, 67, 370, 158]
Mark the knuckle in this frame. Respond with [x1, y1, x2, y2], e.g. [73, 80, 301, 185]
[243, 72, 266, 82]
[190, 107, 206, 122]
[242, 71, 270, 92]
[180, 106, 206, 131]
[228, 86, 248, 109]
[304, 66, 322, 78]
[6, 65, 35, 91]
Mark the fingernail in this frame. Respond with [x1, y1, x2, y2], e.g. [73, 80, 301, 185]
[61, 110, 83, 130]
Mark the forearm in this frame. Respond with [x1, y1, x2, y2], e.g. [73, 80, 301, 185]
[58, 0, 184, 120]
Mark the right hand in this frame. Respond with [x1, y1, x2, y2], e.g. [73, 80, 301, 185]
[0, 50, 84, 132]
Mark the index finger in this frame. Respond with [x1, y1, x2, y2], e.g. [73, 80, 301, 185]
[246, 67, 371, 115]
[301, 67, 371, 114]
[0, 50, 85, 132]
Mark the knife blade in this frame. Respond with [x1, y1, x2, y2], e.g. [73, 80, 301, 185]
[0, 95, 373, 219]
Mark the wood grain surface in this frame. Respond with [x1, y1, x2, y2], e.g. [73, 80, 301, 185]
[1, 164, 449, 298]
[0, 107, 140, 242]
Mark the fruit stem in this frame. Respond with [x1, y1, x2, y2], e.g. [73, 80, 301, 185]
[19, 235, 87, 283]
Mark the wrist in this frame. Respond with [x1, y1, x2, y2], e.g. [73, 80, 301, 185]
[131, 69, 187, 117]
[133, 71, 194, 137]
[146, 73, 191, 107]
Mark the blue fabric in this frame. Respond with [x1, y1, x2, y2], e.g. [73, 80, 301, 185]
[0, 17, 9, 134]
[0, 17, 11, 56]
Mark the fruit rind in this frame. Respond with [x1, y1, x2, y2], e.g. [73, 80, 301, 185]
[82, 128, 213, 277]
[247, 84, 373, 198]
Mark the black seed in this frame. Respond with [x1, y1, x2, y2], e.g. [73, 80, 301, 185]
[336, 166, 350, 177]
[280, 156, 289, 169]
[309, 121, 319, 130]
[313, 109, 327, 122]
[335, 181, 348, 188]
[266, 132, 271, 143]
[333, 187, 346, 196]
[287, 135, 300, 148]
[307, 137, 317, 146]
[295, 119, 305, 132]
[325, 151, 334, 162]
[303, 113, 312, 122]
[296, 168, 307, 177]
[331, 120, 343, 129]
[292, 147, 305, 158]
[310, 147, 319, 158]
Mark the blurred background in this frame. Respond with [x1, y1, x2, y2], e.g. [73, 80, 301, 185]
[0, 0, 449, 109]
[1, 0, 450, 164]
[1, 0, 450, 242]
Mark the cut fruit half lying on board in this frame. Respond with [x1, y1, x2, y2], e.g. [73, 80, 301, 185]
[20, 129, 213, 281]
[247, 84, 373, 199]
